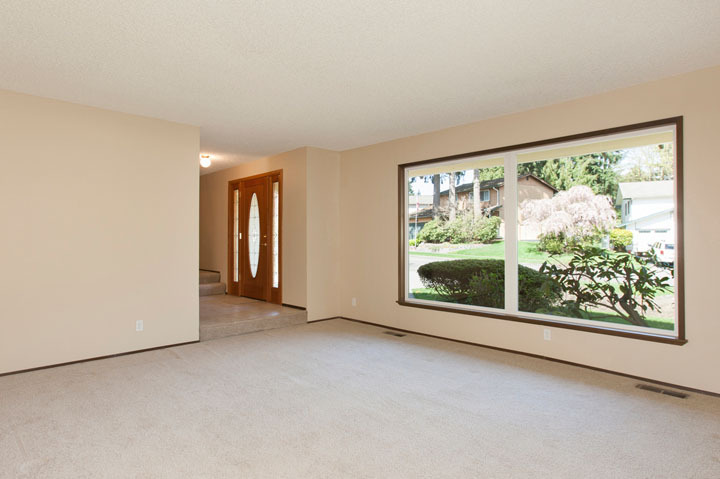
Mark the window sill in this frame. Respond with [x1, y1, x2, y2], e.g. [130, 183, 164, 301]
[396, 300, 687, 345]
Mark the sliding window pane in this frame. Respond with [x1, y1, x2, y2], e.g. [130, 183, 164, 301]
[517, 130, 677, 333]
[407, 158, 505, 309]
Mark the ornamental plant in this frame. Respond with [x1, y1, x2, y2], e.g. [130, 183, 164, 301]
[520, 185, 616, 241]
[539, 245, 671, 327]
[609, 228, 633, 252]
[417, 259, 561, 311]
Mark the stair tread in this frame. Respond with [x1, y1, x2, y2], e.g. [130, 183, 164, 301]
[200, 281, 226, 296]
[199, 270, 221, 284]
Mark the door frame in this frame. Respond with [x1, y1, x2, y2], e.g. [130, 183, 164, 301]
[227, 169, 283, 304]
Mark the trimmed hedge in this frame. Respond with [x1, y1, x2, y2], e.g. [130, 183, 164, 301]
[417, 259, 561, 311]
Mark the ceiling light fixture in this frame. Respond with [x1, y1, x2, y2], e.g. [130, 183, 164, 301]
[200, 154, 212, 168]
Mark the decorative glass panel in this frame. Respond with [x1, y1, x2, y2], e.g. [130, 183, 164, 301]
[248, 193, 260, 278]
[272, 182, 279, 288]
[233, 189, 239, 282]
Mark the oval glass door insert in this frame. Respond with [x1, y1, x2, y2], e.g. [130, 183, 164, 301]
[248, 193, 260, 278]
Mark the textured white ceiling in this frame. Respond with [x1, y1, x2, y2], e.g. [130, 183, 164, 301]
[2, 1, 719, 174]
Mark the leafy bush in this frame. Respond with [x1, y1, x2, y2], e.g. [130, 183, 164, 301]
[416, 220, 448, 243]
[540, 245, 671, 327]
[537, 233, 566, 254]
[417, 259, 480, 301]
[609, 228, 633, 251]
[417, 259, 561, 311]
[475, 216, 502, 243]
[408, 239, 418, 247]
[445, 215, 475, 244]
[416, 215, 501, 244]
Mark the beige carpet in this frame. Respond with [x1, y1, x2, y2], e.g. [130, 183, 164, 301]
[1, 319, 718, 478]
[200, 295, 307, 341]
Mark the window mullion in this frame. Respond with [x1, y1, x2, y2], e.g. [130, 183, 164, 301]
[504, 152, 519, 313]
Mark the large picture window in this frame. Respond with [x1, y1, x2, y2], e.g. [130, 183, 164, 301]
[399, 118, 685, 344]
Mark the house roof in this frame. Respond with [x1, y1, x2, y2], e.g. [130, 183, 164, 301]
[412, 207, 434, 220]
[620, 208, 674, 227]
[616, 180, 673, 205]
[439, 174, 557, 196]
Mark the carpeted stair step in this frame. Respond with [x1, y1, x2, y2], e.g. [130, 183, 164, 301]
[200, 270, 221, 284]
[200, 282, 226, 296]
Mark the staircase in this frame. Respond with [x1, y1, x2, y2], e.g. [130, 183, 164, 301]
[200, 270, 226, 296]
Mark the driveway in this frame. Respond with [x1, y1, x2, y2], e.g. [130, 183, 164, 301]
[408, 254, 454, 291]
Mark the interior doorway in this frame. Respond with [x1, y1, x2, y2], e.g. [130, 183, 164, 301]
[228, 170, 282, 304]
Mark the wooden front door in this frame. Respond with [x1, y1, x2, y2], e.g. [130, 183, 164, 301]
[241, 177, 268, 300]
[228, 170, 282, 303]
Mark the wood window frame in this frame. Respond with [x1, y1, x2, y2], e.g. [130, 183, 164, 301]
[227, 169, 283, 304]
[397, 117, 686, 345]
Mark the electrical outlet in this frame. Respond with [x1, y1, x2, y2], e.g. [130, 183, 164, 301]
[351, 297, 357, 307]
[543, 328, 551, 341]
[136, 320, 144, 332]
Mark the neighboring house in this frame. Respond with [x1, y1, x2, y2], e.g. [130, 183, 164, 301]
[615, 180, 674, 253]
[408, 174, 557, 240]
[408, 194, 433, 214]
[408, 194, 433, 239]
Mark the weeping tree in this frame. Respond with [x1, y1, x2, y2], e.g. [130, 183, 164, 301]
[520, 185, 616, 249]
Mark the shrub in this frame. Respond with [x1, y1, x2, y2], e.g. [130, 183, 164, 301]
[540, 245, 671, 327]
[474, 216, 501, 243]
[444, 215, 474, 244]
[408, 239, 418, 247]
[417, 259, 481, 301]
[417, 215, 501, 244]
[537, 233, 566, 254]
[416, 219, 448, 243]
[609, 228, 633, 251]
[417, 259, 561, 311]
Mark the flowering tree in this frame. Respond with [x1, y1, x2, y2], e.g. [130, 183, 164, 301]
[520, 185, 616, 241]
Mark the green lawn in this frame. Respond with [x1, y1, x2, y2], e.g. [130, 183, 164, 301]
[410, 241, 573, 264]
[411, 241, 674, 297]
[410, 289, 674, 331]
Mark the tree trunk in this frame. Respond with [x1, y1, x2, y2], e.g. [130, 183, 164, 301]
[449, 172, 457, 221]
[432, 174, 440, 220]
[617, 298, 649, 327]
[473, 169, 481, 219]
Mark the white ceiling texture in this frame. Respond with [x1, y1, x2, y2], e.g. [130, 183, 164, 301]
[1, 1, 719, 173]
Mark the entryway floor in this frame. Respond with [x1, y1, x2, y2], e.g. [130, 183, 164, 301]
[199, 295, 307, 341]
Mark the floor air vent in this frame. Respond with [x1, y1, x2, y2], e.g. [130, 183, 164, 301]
[636, 384, 688, 398]
[383, 331, 406, 337]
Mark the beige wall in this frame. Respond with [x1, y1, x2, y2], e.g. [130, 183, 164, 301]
[0, 90, 199, 374]
[199, 148, 308, 307]
[199, 147, 341, 320]
[339, 65, 720, 394]
[306, 148, 341, 321]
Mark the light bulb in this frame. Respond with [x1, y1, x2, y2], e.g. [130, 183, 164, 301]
[200, 155, 211, 168]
